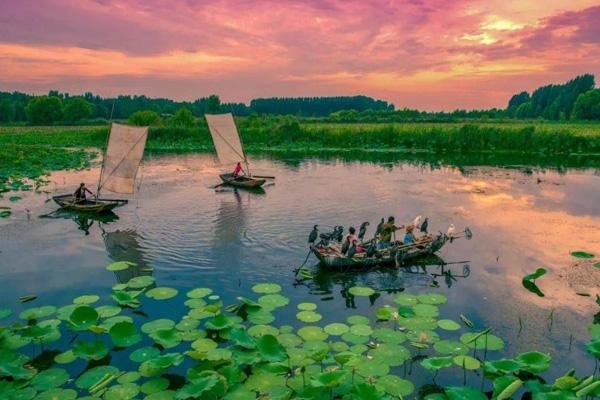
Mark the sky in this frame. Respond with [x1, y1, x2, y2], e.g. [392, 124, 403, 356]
[0, 0, 599, 110]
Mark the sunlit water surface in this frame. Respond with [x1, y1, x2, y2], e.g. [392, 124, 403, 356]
[1, 153, 599, 389]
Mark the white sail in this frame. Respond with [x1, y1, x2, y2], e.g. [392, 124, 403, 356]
[98, 123, 148, 194]
[205, 113, 245, 165]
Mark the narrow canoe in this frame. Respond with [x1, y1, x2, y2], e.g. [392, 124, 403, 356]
[312, 234, 448, 271]
[219, 173, 266, 188]
[52, 194, 128, 214]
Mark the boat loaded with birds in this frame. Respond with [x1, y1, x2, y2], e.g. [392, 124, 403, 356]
[205, 113, 274, 189]
[53, 123, 149, 214]
[309, 218, 472, 270]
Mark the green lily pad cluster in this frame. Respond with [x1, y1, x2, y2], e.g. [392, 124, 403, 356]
[1, 276, 600, 400]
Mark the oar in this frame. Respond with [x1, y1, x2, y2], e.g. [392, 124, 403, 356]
[252, 175, 275, 179]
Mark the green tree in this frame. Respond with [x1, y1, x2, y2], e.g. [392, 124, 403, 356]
[128, 110, 162, 126]
[515, 101, 533, 119]
[206, 94, 221, 113]
[63, 97, 93, 122]
[168, 107, 196, 127]
[0, 99, 15, 122]
[25, 96, 63, 124]
[572, 89, 600, 120]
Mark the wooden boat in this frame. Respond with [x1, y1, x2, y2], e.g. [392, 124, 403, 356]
[52, 194, 127, 213]
[312, 234, 448, 271]
[53, 123, 148, 214]
[206, 113, 274, 188]
[219, 173, 266, 188]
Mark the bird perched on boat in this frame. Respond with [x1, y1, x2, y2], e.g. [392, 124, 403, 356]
[308, 225, 318, 244]
[358, 222, 369, 240]
[420, 217, 429, 233]
[341, 238, 350, 255]
[413, 215, 422, 229]
[335, 226, 344, 242]
[446, 224, 456, 237]
[347, 241, 357, 258]
[375, 218, 385, 237]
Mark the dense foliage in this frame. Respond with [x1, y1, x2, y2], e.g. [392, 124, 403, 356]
[249, 96, 393, 116]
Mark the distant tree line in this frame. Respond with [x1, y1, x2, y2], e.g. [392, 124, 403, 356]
[0, 74, 598, 125]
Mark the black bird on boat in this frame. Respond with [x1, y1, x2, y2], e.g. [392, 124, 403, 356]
[358, 222, 369, 240]
[335, 226, 344, 242]
[308, 225, 319, 244]
[375, 218, 384, 237]
[341, 238, 350, 255]
[347, 241, 357, 258]
[420, 218, 429, 233]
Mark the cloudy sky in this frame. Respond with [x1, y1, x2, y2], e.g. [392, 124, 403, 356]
[1, 0, 599, 110]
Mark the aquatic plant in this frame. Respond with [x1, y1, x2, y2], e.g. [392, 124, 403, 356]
[1, 263, 599, 399]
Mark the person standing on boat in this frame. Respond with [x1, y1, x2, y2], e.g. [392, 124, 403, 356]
[74, 183, 93, 203]
[232, 162, 246, 178]
[403, 225, 416, 244]
[378, 216, 404, 249]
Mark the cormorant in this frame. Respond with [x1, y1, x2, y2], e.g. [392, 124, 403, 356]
[420, 218, 429, 233]
[335, 226, 344, 242]
[358, 221, 369, 240]
[308, 225, 318, 244]
[375, 218, 385, 237]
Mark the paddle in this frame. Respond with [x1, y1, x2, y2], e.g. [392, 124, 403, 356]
[252, 175, 275, 179]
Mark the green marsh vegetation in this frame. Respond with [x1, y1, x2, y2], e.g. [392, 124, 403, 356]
[1, 260, 599, 399]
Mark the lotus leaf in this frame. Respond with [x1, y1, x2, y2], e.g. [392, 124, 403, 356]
[146, 287, 178, 300]
[104, 383, 140, 400]
[72, 340, 109, 360]
[191, 338, 218, 353]
[434, 340, 469, 355]
[350, 324, 373, 336]
[117, 371, 141, 384]
[258, 294, 289, 309]
[19, 305, 56, 320]
[298, 326, 328, 341]
[438, 319, 461, 331]
[297, 302, 317, 311]
[54, 350, 76, 364]
[68, 306, 98, 330]
[187, 288, 213, 299]
[421, 356, 454, 370]
[369, 344, 411, 366]
[256, 334, 287, 362]
[100, 315, 133, 330]
[346, 315, 369, 325]
[247, 310, 275, 324]
[95, 305, 121, 318]
[130, 346, 161, 363]
[141, 378, 170, 394]
[111, 290, 142, 308]
[31, 368, 69, 391]
[341, 332, 369, 344]
[73, 295, 100, 305]
[413, 303, 440, 317]
[142, 319, 176, 334]
[355, 358, 389, 377]
[296, 310, 322, 323]
[251, 283, 282, 294]
[126, 276, 155, 289]
[106, 261, 135, 271]
[324, 323, 350, 336]
[376, 375, 415, 397]
[394, 293, 419, 306]
[145, 390, 177, 400]
[206, 348, 233, 361]
[453, 355, 481, 370]
[229, 328, 256, 348]
[0, 308, 12, 319]
[311, 370, 347, 387]
[460, 332, 505, 351]
[348, 286, 375, 296]
[515, 351, 552, 373]
[372, 328, 406, 344]
[75, 365, 119, 389]
[110, 321, 142, 347]
[247, 324, 279, 337]
[175, 318, 200, 331]
[417, 293, 448, 305]
[205, 314, 233, 330]
[150, 328, 181, 349]
[34, 388, 77, 400]
[184, 298, 207, 308]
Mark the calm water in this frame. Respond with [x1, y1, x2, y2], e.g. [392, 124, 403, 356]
[1, 153, 599, 389]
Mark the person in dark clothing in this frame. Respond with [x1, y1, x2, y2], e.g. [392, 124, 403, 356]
[74, 183, 93, 202]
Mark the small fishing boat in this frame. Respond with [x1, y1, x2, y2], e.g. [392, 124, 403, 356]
[53, 123, 149, 214]
[205, 113, 274, 189]
[219, 173, 266, 189]
[312, 234, 448, 271]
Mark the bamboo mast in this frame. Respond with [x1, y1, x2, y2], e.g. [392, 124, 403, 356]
[96, 99, 116, 198]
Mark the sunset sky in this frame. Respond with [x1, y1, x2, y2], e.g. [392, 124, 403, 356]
[1, 0, 599, 110]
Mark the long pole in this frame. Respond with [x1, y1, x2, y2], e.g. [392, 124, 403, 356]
[96, 99, 116, 198]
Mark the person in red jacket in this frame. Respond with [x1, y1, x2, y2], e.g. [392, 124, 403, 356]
[232, 162, 245, 178]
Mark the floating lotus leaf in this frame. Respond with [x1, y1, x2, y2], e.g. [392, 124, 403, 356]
[0, 384, 36, 400]
[0, 350, 35, 380]
[350, 324, 373, 337]
[139, 378, 169, 395]
[248, 324, 279, 337]
[117, 371, 141, 384]
[187, 288, 213, 299]
[223, 386, 256, 400]
[484, 359, 522, 376]
[445, 386, 487, 399]
[369, 344, 410, 366]
[434, 340, 469, 355]
[106, 261, 136, 271]
[413, 303, 440, 317]
[571, 251, 594, 259]
[417, 293, 448, 305]
[438, 319, 461, 331]
[587, 338, 600, 358]
[274, 333, 300, 348]
[348, 286, 375, 296]
[296, 311, 322, 323]
[72, 340, 109, 360]
[126, 276, 155, 289]
[68, 305, 98, 330]
[146, 287, 178, 300]
[54, 350, 76, 364]
[143, 353, 184, 375]
[376, 375, 414, 397]
[251, 283, 282, 294]
[341, 332, 369, 344]
[141, 319, 175, 334]
[297, 302, 317, 311]
[191, 338, 218, 353]
[279, 325, 294, 333]
[31, 368, 69, 391]
[346, 315, 370, 325]
[258, 294, 289, 309]
[256, 334, 287, 362]
[113, 283, 128, 291]
[73, 295, 100, 305]
[184, 298, 207, 309]
[514, 351, 551, 373]
[145, 390, 176, 400]
[453, 355, 481, 370]
[394, 293, 419, 306]
[188, 308, 218, 320]
[460, 332, 505, 351]
[350, 344, 368, 354]
[104, 383, 140, 400]
[19, 305, 56, 320]
[247, 310, 275, 325]
[311, 370, 348, 388]
[150, 328, 181, 349]
[110, 321, 142, 347]
[35, 389, 77, 400]
[356, 358, 389, 377]
[228, 328, 256, 349]
[407, 329, 440, 344]
[130, 346, 161, 363]
[298, 326, 328, 341]
[421, 356, 454, 370]
[324, 323, 350, 336]
[208, 295, 220, 301]
[111, 290, 142, 308]
[372, 328, 406, 344]
[95, 305, 121, 319]
[399, 316, 438, 331]
[243, 370, 286, 392]
[205, 314, 233, 331]
[100, 316, 133, 331]
[397, 306, 416, 318]
[75, 365, 119, 389]
[0, 308, 12, 319]
[180, 329, 205, 342]
[376, 306, 394, 320]
[176, 318, 200, 331]
[330, 341, 350, 352]
[55, 304, 78, 320]
[2, 333, 31, 350]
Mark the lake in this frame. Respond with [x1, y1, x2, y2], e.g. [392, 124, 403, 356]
[1, 152, 599, 395]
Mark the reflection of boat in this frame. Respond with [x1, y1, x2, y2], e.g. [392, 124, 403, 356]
[104, 229, 152, 284]
[53, 123, 148, 214]
[39, 209, 119, 235]
[312, 234, 448, 271]
[205, 113, 273, 188]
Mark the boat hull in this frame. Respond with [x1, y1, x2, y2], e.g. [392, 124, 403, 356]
[312, 235, 447, 271]
[219, 173, 266, 188]
[53, 194, 128, 214]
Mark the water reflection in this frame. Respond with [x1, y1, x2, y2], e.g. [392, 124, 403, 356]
[104, 229, 152, 283]
[39, 209, 119, 236]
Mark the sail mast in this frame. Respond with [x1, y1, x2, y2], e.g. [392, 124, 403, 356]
[96, 100, 116, 197]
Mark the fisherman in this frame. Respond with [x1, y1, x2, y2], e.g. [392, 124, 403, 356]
[345, 227, 358, 244]
[74, 183, 93, 203]
[403, 225, 416, 244]
[378, 216, 404, 249]
[232, 162, 245, 178]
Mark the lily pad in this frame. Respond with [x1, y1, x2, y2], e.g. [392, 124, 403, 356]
[297, 302, 317, 311]
[0, 308, 12, 319]
[141, 319, 175, 334]
[130, 346, 161, 363]
[68, 306, 98, 330]
[347, 315, 370, 325]
[438, 319, 461, 331]
[117, 371, 141, 384]
[104, 383, 140, 400]
[453, 355, 481, 370]
[106, 261, 136, 271]
[434, 340, 469, 355]
[191, 338, 218, 353]
[258, 294, 290, 309]
[75, 365, 119, 389]
[126, 276, 155, 289]
[413, 304, 440, 317]
[460, 332, 505, 351]
[514, 351, 551, 373]
[348, 286, 375, 296]
[73, 340, 109, 360]
[417, 293, 448, 305]
[376, 375, 414, 397]
[296, 311, 322, 323]
[421, 356, 454, 370]
[394, 293, 418, 306]
[110, 321, 142, 347]
[19, 305, 56, 320]
[372, 328, 406, 344]
[54, 350, 77, 364]
[73, 295, 100, 305]
[95, 305, 122, 318]
[141, 378, 170, 394]
[31, 368, 69, 391]
[146, 287, 178, 300]
[247, 324, 279, 337]
[256, 334, 287, 362]
[187, 288, 213, 299]
[324, 323, 350, 336]
[35, 389, 77, 400]
[571, 251, 594, 259]
[350, 324, 373, 336]
[251, 283, 282, 294]
[298, 326, 328, 341]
